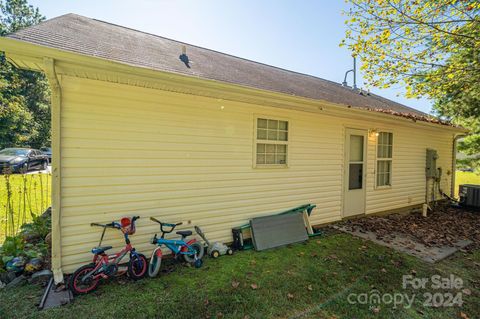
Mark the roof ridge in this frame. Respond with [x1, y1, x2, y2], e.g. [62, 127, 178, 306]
[83, 14, 340, 85]
[76, 14, 428, 115]
[6, 12, 75, 36]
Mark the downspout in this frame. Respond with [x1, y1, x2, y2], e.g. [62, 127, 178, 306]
[451, 133, 468, 198]
[43, 58, 63, 283]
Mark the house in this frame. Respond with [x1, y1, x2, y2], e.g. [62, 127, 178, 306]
[0, 14, 466, 283]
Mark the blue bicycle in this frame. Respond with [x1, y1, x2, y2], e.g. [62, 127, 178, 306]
[148, 217, 204, 277]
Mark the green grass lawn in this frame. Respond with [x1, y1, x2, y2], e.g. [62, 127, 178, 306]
[1, 232, 478, 319]
[0, 174, 51, 242]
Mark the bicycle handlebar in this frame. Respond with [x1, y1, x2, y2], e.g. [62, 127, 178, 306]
[90, 222, 119, 229]
[91, 215, 140, 229]
[150, 216, 161, 224]
[150, 217, 183, 233]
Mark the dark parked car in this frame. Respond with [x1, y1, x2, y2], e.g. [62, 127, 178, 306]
[40, 147, 52, 163]
[0, 148, 49, 174]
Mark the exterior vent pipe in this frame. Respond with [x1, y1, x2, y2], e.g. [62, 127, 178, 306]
[342, 56, 357, 90]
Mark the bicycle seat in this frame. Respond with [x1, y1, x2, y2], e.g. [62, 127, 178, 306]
[91, 246, 113, 254]
[176, 230, 192, 237]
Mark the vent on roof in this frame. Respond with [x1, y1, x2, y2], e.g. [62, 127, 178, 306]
[179, 45, 190, 68]
[342, 56, 357, 90]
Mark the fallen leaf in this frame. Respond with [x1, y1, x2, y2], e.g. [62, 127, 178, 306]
[243, 316, 250, 319]
[381, 268, 387, 273]
[287, 293, 294, 299]
[231, 281, 240, 289]
[411, 269, 417, 276]
[55, 284, 66, 291]
[204, 299, 209, 306]
[298, 252, 305, 256]
[216, 312, 224, 319]
[307, 284, 313, 291]
[459, 312, 469, 319]
[316, 240, 322, 244]
[372, 307, 380, 314]
[251, 283, 258, 290]
[338, 207, 480, 249]
[462, 288, 472, 296]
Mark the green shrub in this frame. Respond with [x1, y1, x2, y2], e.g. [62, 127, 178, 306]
[0, 214, 51, 269]
[20, 214, 51, 242]
[0, 236, 24, 266]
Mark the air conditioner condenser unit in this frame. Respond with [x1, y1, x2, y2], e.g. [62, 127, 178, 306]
[459, 184, 480, 210]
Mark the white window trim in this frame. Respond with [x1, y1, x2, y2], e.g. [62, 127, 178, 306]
[375, 131, 393, 189]
[253, 115, 290, 169]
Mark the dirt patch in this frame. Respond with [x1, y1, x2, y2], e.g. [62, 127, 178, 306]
[338, 206, 480, 248]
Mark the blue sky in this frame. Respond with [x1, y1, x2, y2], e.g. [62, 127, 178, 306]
[29, 0, 432, 113]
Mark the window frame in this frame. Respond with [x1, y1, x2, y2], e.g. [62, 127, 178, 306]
[375, 131, 393, 189]
[253, 115, 290, 168]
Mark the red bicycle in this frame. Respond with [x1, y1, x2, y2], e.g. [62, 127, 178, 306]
[69, 216, 148, 295]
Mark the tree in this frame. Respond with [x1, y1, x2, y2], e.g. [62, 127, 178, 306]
[342, 0, 480, 170]
[0, 0, 49, 149]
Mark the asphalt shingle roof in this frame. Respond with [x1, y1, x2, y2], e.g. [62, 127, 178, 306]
[8, 13, 428, 116]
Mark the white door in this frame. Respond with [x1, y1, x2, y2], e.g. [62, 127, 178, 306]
[343, 129, 367, 217]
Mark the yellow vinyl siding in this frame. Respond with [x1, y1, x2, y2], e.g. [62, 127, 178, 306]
[59, 75, 454, 273]
[59, 76, 344, 272]
[365, 129, 453, 214]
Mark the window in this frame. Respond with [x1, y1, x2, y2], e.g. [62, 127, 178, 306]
[376, 132, 393, 187]
[255, 118, 288, 166]
[349, 135, 364, 190]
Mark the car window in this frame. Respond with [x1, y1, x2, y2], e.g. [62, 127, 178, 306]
[0, 149, 29, 156]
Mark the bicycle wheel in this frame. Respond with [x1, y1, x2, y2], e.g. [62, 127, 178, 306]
[148, 247, 163, 278]
[128, 253, 148, 280]
[183, 242, 204, 264]
[69, 263, 100, 295]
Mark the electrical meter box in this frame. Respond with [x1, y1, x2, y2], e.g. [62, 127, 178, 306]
[426, 149, 439, 178]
